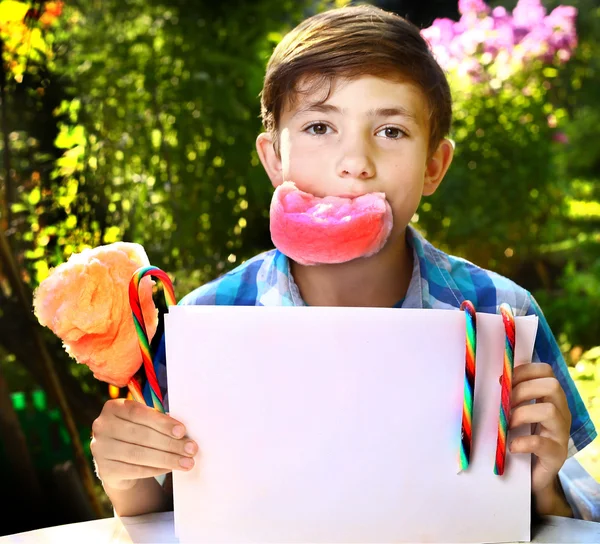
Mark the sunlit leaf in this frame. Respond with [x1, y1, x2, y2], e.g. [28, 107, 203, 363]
[103, 226, 121, 244]
[28, 187, 41, 205]
[0, 0, 28, 23]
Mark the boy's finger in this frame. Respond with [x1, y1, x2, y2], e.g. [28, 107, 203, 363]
[99, 459, 173, 483]
[103, 438, 196, 472]
[509, 434, 565, 467]
[511, 377, 570, 416]
[94, 416, 198, 458]
[509, 402, 569, 438]
[110, 399, 187, 439]
[512, 362, 554, 387]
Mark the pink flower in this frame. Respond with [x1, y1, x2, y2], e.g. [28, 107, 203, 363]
[484, 8, 515, 55]
[458, 0, 491, 16]
[456, 26, 488, 57]
[548, 5, 577, 29]
[420, 1, 578, 80]
[518, 24, 554, 62]
[513, 0, 547, 29]
[492, 6, 509, 22]
[421, 17, 456, 48]
[33, 242, 159, 387]
[546, 6, 578, 56]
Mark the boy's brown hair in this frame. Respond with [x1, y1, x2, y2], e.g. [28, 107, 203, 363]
[260, 4, 452, 154]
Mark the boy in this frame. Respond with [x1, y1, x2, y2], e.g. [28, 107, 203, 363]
[90, 4, 596, 520]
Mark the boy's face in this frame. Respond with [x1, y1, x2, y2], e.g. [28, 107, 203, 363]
[257, 75, 454, 240]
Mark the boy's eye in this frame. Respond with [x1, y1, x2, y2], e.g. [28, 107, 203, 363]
[305, 123, 332, 136]
[376, 127, 405, 139]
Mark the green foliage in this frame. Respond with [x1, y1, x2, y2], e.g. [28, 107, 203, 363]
[3, 0, 600, 353]
[23, 0, 338, 298]
[3, 0, 343, 298]
[540, 0, 600, 349]
[418, 63, 565, 273]
[417, 0, 600, 350]
[570, 346, 600, 481]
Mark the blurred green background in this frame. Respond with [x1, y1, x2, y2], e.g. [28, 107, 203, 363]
[0, 0, 598, 535]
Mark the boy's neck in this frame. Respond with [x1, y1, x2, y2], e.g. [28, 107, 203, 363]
[290, 228, 413, 308]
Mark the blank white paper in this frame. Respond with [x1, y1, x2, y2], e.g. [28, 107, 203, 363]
[165, 306, 537, 543]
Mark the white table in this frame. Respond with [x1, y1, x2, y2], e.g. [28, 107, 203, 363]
[1, 511, 599, 544]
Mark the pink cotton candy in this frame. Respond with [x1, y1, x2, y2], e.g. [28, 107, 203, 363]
[33, 242, 158, 387]
[270, 181, 394, 266]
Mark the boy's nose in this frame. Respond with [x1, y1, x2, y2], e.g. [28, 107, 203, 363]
[336, 155, 375, 180]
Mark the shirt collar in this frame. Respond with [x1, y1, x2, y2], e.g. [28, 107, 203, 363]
[257, 225, 465, 309]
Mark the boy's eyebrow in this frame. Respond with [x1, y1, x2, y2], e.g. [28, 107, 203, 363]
[366, 107, 418, 122]
[293, 103, 418, 123]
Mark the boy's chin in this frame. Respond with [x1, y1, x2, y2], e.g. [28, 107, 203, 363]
[269, 181, 394, 266]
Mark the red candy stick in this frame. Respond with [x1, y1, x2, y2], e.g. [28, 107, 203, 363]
[494, 303, 515, 475]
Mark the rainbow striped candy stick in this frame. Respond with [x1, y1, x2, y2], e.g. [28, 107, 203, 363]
[494, 303, 516, 476]
[128, 265, 177, 413]
[459, 300, 477, 473]
[127, 376, 146, 405]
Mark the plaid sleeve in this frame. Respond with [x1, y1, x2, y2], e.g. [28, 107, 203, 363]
[526, 293, 597, 457]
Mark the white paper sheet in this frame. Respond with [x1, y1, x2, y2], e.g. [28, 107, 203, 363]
[164, 306, 537, 543]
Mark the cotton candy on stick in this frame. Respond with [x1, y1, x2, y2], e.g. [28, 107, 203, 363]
[33, 242, 159, 398]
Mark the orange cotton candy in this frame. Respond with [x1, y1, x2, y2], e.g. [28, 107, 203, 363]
[33, 242, 158, 387]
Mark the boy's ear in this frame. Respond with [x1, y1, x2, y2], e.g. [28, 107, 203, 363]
[256, 132, 283, 188]
[422, 138, 454, 197]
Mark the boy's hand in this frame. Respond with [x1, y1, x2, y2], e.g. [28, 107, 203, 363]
[90, 399, 198, 491]
[508, 363, 571, 505]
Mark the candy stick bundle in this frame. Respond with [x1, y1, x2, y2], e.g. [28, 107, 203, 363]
[458, 301, 516, 474]
[128, 265, 178, 414]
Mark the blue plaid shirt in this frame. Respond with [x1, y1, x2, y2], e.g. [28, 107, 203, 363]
[149, 225, 596, 457]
